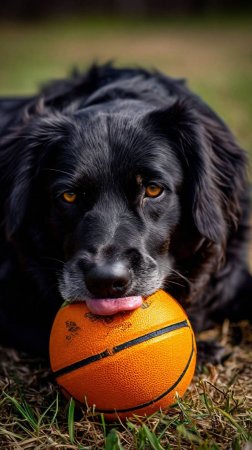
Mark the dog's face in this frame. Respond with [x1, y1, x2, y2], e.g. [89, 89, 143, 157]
[41, 101, 184, 314]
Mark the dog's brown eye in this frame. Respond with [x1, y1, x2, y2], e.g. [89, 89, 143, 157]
[145, 184, 163, 198]
[62, 192, 77, 203]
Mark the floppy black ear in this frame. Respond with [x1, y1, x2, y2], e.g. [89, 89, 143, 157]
[1, 112, 70, 239]
[147, 100, 247, 244]
[4, 141, 40, 238]
[196, 110, 247, 234]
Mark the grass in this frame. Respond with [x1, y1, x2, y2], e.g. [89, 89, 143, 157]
[0, 14, 252, 449]
[0, 321, 251, 449]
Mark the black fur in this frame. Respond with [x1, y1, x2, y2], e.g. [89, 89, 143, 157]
[0, 63, 251, 357]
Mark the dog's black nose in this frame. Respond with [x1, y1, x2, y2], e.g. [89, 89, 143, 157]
[85, 262, 131, 297]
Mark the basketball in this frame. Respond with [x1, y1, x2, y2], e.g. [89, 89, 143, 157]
[49, 290, 196, 420]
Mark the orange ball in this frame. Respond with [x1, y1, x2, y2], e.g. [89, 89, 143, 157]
[49, 290, 196, 420]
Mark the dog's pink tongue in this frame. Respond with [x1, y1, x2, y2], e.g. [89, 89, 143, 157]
[85, 296, 143, 316]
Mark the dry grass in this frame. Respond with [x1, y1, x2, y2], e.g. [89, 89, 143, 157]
[0, 321, 251, 449]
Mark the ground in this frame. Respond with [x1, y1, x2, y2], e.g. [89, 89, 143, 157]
[0, 14, 251, 450]
[0, 322, 251, 449]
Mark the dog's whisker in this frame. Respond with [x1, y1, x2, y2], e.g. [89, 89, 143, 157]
[41, 256, 65, 265]
[43, 167, 74, 177]
[163, 279, 188, 288]
[169, 268, 191, 286]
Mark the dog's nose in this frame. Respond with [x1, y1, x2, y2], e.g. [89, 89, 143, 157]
[85, 262, 131, 298]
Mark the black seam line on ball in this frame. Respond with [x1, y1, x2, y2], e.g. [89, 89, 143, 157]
[95, 333, 195, 414]
[53, 319, 189, 378]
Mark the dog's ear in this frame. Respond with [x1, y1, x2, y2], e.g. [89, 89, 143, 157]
[1, 112, 69, 239]
[3, 140, 39, 239]
[147, 100, 247, 244]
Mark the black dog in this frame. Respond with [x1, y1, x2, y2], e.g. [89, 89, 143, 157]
[0, 64, 251, 360]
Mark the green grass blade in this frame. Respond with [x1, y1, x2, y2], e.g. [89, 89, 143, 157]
[216, 407, 249, 439]
[176, 424, 204, 445]
[136, 426, 146, 450]
[67, 397, 75, 444]
[100, 413, 107, 437]
[231, 436, 241, 450]
[105, 428, 124, 450]
[142, 424, 165, 450]
[3, 392, 38, 432]
[49, 391, 59, 427]
[37, 394, 59, 428]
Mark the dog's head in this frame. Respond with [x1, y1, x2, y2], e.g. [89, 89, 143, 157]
[2, 68, 246, 314]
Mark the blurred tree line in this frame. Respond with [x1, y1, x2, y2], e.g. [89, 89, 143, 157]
[0, 0, 251, 20]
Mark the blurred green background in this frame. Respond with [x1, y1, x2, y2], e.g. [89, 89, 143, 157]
[0, 3, 251, 162]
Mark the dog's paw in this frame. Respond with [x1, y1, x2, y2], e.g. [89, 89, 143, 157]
[196, 340, 231, 368]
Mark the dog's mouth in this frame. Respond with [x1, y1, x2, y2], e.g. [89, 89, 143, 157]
[85, 296, 143, 315]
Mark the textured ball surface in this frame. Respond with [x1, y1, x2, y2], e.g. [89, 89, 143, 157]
[49, 290, 196, 420]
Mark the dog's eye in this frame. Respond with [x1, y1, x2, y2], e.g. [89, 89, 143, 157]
[145, 184, 163, 198]
[62, 192, 77, 203]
